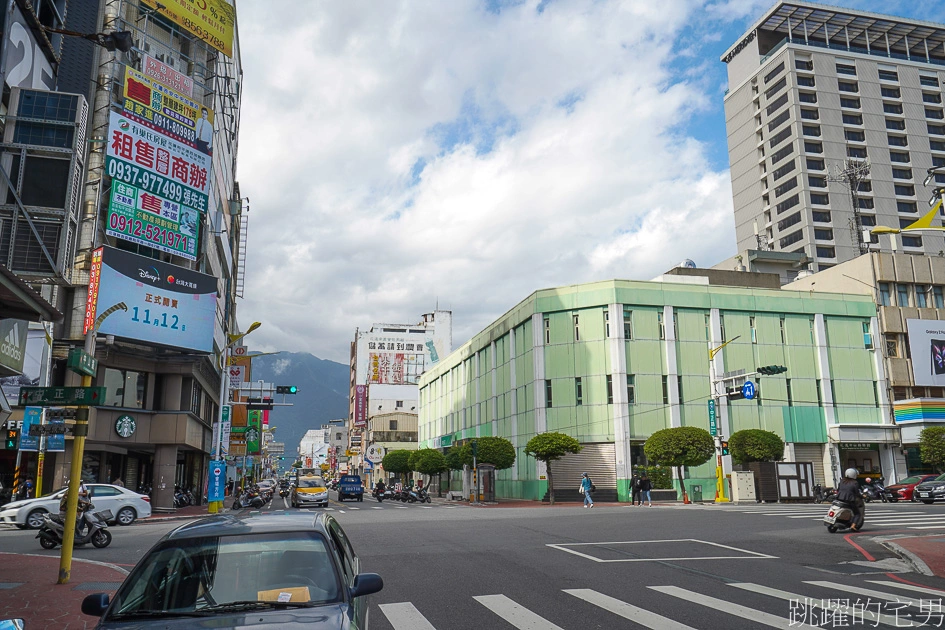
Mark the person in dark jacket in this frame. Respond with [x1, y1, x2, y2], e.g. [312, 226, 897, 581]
[639, 473, 653, 507]
[631, 473, 642, 506]
[836, 468, 865, 530]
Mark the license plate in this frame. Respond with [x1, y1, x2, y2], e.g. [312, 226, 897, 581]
[920, 492, 930, 497]
[824, 514, 837, 524]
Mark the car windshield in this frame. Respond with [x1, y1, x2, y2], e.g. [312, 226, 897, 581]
[106, 531, 341, 619]
[900, 477, 921, 485]
[935, 474, 945, 482]
[299, 479, 325, 489]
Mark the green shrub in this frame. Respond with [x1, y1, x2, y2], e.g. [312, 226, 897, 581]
[635, 466, 672, 489]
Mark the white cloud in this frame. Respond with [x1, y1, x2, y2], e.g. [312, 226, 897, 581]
[236, 0, 737, 361]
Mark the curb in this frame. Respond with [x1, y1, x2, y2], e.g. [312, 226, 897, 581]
[883, 541, 935, 577]
[0, 551, 130, 576]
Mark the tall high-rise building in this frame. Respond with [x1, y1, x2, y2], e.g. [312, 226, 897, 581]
[722, 2, 945, 270]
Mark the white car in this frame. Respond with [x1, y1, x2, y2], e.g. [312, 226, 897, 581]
[0, 483, 151, 529]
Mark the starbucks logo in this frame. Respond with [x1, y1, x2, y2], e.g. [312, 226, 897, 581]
[115, 415, 136, 438]
[246, 428, 259, 443]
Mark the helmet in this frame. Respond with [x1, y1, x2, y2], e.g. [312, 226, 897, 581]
[865, 477, 872, 484]
[845, 468, 858, 480]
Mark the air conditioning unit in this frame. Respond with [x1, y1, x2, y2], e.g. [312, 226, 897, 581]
[0, 88, 88, 284]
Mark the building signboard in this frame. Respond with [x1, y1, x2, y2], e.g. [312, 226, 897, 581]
[247, 409, 261, 454]
[46, 411, 64, 452]
[106, 181, 200, 260]
[907, 319, 945, 387]
[84, 247, 217, 353]
[0, 319, 27, 375]
[142, 54, 194, 97]
[228, 366, 244, 390]
[354, 385, 367, 427]
[0, 328, 43, 404]
[106, 112, 210, 213]
[84, 248, 103, 334]
[122, 66, 214, 154]
[141, 0, 235, 57]
[17, 406, 41, 452]
[208, 459, 226, 502]
[1, 1, 55, 90]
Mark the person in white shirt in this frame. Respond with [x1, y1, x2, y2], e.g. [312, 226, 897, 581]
[195, 107, 213, 155]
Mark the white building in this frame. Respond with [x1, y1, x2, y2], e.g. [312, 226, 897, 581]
[722, 1, 945, 268]
[298, 428, 329, 468]
[347, 311, 452, 476]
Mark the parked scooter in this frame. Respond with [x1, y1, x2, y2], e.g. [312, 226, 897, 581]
[408, 487, 432, 504]
[37, 507, 112, 549]
[813, 484, 837, 504]
[823, 500, 864, 533]
[232, 489, 265, 510]
[861, 478, 886, 503]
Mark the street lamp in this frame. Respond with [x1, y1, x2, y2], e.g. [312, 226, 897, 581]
[208, 321, 262, 514]
[58, 302, 127, 584]
[708, 336, 740, 505]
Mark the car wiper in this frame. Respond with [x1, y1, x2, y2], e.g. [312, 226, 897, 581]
[199, 600, 316, 613]
[109, 610, 214, 620]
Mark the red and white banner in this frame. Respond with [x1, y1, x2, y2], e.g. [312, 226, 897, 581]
[354, 385, 367, 427]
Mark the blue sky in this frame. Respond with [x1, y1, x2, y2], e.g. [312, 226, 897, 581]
[237, 1, 945, 361]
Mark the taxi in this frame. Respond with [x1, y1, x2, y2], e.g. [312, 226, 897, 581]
[291, 475, 330, 508]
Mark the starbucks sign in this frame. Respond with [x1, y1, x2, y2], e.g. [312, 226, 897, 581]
[115, 415, 136, 438]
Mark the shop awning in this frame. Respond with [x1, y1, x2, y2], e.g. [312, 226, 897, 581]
[0, 263, 62, 323]
[828, 424, 900, 444]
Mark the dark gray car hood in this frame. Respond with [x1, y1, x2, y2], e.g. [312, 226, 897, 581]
[94, 604, 350, 629]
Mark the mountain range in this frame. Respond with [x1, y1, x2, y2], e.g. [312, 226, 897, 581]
[247, 352, 349, 460]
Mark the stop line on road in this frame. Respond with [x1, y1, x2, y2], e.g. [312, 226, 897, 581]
[668, 504, 945, 530]
[377, 578, 945, 629]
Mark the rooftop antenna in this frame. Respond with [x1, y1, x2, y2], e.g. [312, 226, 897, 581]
[828, 158, 871, 257]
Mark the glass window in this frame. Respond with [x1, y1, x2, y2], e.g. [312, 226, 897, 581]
[606, 375, 613, 405]
[884, 103, 904, 115]
[677, 375, 684, 404]
[888, 135, 908, 147]
[903, 235, 923, 248]
[814, 228, 833, 240]
[627, 375, 635, 405]
[573, 314, 580, 341]
[750, 316, 757, 343]
[106, 532, 342, 618]
[886, 334, 898, 358]
[895, 184, 916, 196]
[935, 286, 944, 309]
[892, 168, 913, 180]
[842, 113, 863, 125]
[807, 158, 825, 171]
[816, 246, 835, 258]
[887, 119, 906, 131]
[810, 193, 829, 205]
[836, 64, 856, 75]
[840, 97, 860, 109]
[812, 211, 831, 223]
[897, 284, 911, 307]
[804, 141, 823, 154]
[898, 201, 917, 213]
[661, 376, 668, 405]
[838, 81, 858, 93]
[917, 286, 929, 308]
[878, 283, 891, 306]
[603, 309, 610, 338]
[103, 368, 146, 409]
[575, 378, 583, 406]
[878, 69, 899, 82]
[545, 380, 553, 408]
[623, 306, 633, 340]
[543, 316, 550, 344]
[890, 151, 910, 163]
[657, 312, 665, 340]
[881, 87, 901, 99]
[847, 147, 868, 159]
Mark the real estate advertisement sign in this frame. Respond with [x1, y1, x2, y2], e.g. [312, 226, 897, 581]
[141, 0, 235, 57]
[907, 318, 945, 386]
[142, 54, 194, 97]
[106, 111, 210, 213]
[84, 246, 217, 353]
[106, 181, 200, 259]
[122, 66, 214, 155]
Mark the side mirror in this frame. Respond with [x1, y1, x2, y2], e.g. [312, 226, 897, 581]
[0, 620, 25, 630]
[81, 593, 110, 616]
[350, 573, 383, 598]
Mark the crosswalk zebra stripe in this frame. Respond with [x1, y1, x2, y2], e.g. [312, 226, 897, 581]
[372, 506, 384, 509]
[394, 506, 408, 509]
[866, 580, 945, 597]
[804, 581, 922, 607]
[730, 582, 916, 627]
[648, 585, 791, 628]
[378, 602, 437, 630]
[906, 525, 945, 529]
[474, 594, 565, 629]
[873, 521, 945, 527]
[565, 588, 696, 629]
[349, 507, 360, 510]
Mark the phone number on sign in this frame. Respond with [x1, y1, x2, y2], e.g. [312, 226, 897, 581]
[108, 213, 189, 250]
[106, 158, 207, 211]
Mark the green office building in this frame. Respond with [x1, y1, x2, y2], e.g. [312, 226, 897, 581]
[418, 276, 902, 502]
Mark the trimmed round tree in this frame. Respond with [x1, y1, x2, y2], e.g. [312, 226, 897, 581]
[644, 427, 714, 503]
[459, 436, 516, 470]
[920, 426, 945, 472]
[445, 446, 465, 472]
[729, 429, 785, 465]
[409, 448, 448, 493]
[382, 449, 413, 484]
[524, 432, 582, 505]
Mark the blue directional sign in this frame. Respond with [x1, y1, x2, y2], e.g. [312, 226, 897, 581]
[208, 460, 226, 503]
[742, 380, 756, 400]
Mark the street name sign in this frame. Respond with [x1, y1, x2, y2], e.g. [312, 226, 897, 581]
[67, 348, 98, 377]
[707, 400, 717, 435]
[18, 387, 107, 407]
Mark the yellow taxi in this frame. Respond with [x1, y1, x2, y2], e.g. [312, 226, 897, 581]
[291, 475, 329, 508]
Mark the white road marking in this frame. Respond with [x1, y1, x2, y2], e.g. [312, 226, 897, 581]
[378, 602, 438, 630]
[649, 585, 791, 628]
[804, 581, 922, 607]
[338, 510, 345, 514]
[546, 539, 776, 563]
[730, 582, 915, 627]
[349, 507, 360, 510]
[565, 588, 697, 629]
[420, 506, 433, 509]
[474, 594, 565, 629]
[372, 506, 384, 510]
[394, 506, 408, 509]
[866, 580, 945, 597]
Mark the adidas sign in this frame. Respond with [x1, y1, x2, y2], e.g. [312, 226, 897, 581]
[1, 322, 23, 362]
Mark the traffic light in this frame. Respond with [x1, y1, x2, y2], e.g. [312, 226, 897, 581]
[725, 386, 745, 400]
[4, 429, 18, 450]
[247, 397, 274, 410]
[720, 441, 729, 456]
[276, 385, 298, 394]
[758, 365, 788, 376]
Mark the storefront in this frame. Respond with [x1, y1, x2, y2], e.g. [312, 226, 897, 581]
[837, 442, 883, 477]
[894, 399, 945, 476]
[828, 425, 906, 484]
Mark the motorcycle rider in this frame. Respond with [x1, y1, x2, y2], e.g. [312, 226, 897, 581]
[837, 468, 865, 531]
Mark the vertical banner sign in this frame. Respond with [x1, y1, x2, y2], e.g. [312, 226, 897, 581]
[220, 405, 231, 457]
[246, 410, 261, 454]
[18, 407, 41, 452]
[708, 400, 717, 436]
[227, 366, 244, 389]
[207, 459, 226, 503]
[83, 248, 103, 334]
[355, 385, 367, 427]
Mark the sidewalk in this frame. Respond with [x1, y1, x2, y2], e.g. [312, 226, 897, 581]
[889, 535, 945, 580]
[0, 552, 128, 629]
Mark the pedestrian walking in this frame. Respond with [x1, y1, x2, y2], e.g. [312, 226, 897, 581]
[640, 473, 653, 507]
[630, 473, 642, 505]
[580, 472, 594, 508]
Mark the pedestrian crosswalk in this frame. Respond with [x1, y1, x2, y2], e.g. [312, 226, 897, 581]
[376, 578, 945, 629]
[681, 503, 945, 530]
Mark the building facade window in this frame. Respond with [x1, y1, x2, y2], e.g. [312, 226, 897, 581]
[935, 286, 945, 309]
[623, 306, 633, 340]
[603, 309, 610, 338]
[661, 376, 668, 405]
[390, 420, 398, 430]
[573, 314, 580, 341]
[545, 380, 553, 408]
[885, 334, 898, 358]
[627, 375, 635, 405]
[786, 379, 793, 406]
[677, 375, 684, 403]
[780, 316, 786, 344]
[606, 375, 613, 404]
[897, 284, 911, 307]
[543, 316, 550, 344]
[917, 285, 929, 308]
[657, 312, 665, 340]
[750, 316, 757, 343]
[575, 377, 583, 406]
[104, 368, 147, 409]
